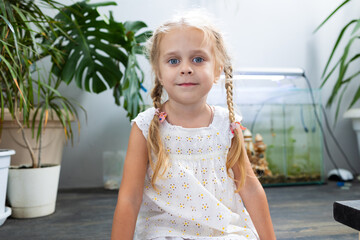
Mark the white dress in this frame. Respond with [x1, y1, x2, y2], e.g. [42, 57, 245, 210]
[131, 106, 259, 240]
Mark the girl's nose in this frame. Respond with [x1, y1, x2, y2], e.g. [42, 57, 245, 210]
[180, 62, 193, 75]
[181, 70, 193, 75]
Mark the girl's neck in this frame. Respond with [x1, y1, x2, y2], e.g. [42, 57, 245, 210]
[163, 100, 213, 128]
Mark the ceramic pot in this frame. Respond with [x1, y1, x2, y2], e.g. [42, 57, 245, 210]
[7, 165, 60, 218]
[344, 108, 360, 159]
[0, 150, 15, 226]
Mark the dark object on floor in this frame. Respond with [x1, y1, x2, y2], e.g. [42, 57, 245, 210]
[333, 200, 360, 231]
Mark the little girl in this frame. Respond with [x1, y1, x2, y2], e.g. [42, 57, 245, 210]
[111, 11, 276, 240]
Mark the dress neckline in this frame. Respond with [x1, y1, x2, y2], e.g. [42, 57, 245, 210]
[163, 105, 217, 130]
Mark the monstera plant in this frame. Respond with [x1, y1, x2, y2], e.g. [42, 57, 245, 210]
[314, 0, 360, 122]
[1, 0, 151, 218]
[50, 1, 151, 120]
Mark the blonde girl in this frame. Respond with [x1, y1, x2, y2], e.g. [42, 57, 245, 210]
[112, 10, 276, 240]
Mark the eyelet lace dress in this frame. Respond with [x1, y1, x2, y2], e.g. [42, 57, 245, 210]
[131, 106, 259, 240]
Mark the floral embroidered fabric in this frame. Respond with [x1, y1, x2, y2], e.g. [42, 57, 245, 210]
[131, 106, 259, 240]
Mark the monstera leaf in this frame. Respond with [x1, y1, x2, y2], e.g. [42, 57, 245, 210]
[50, 1, 151, 119]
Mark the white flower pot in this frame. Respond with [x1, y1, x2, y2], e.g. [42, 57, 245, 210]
[0, 149, 15, 226]
[7, 165, 60, 218]
[344, 108, 360, 159]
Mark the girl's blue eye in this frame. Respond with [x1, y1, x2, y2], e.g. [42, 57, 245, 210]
[168, 59, 180, 64]
[193, 57, 204, 63]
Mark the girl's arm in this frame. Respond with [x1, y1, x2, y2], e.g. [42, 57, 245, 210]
[232, 130, 276, 240]
[111, 123, 148, 240]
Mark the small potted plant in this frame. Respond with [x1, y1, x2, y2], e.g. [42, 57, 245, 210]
[0, 149, 15, 226]
[0, 0, 150, 218]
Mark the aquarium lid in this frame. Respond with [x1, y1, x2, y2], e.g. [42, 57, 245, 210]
[209, 67, 319, 105]
[218, 67, 309, 89]
[234, 68, 305, 77]
[219, 67, 306, 83]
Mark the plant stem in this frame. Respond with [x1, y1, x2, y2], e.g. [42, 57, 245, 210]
[38, 129, 42, 167]
[13, 102, 37, 168]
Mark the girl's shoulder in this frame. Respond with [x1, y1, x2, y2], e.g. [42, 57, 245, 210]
[212, 106, 244, 140]
[131, 107, 156, 139]
[213, 105, 243, 124]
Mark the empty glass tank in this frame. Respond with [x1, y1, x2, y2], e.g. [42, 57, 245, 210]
[208, 68, 324, 186]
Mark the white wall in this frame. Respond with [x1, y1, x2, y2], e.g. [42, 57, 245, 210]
[57, 0, 360, 188]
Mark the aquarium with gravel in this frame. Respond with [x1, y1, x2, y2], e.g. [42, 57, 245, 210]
[208, 68, 324, 186]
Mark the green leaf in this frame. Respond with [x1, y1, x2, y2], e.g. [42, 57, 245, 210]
[88, 1, 117, 8]
[322, 19, 357, 78]
[124, 21, 147, 33]
[343, 69, 360, 84]
[313, 0, 351, 33]
[0, 14, 20, 60]
[74, 58, 90, 88]
[135, 30, 153, 44]
[90, 73, 107, 93]
[349, 85, 360, 109]
[90, 39, 128, 66]
[351, 19, 360, 35]
[339, 35, 358, 73]
[0, 2, 8, 19]
[327, 36, 360, 106]
[31, 106, 42, 138]
[36, 106, 46, 142]
[39, 82, 62, 97]
[320, 57, 341, 88]
[12, 6, 38, 53]
[60, 45, 82, 84]
[113, 83, 122, 106]
[334, 84, 348, 124]
[0, 55, 18, 83]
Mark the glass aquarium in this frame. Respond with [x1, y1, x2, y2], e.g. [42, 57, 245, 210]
[208, 68, 324, 186]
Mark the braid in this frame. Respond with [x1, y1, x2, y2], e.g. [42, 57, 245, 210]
[224, 65, 235, 123]
[147, 78, 168, 190]
[224, 65, 246, 191]
[151, 79, 163, 109]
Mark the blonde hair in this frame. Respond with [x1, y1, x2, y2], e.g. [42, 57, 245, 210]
[146, 10, 246, 192]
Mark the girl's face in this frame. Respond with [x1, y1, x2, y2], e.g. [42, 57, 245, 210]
[158, 27, 220, 106]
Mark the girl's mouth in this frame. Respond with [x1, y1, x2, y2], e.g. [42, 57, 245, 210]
[178, 83, 198, 87]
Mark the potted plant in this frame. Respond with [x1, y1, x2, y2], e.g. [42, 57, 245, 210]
[0, 0, 150, 218]
[314, 0, 360, 120]
[314, 0, 360, 162]
[0, 0, 83, 218]
[50, 1, 151, 120]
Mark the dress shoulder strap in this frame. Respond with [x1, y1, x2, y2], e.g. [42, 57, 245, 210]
[212, 106, 244, 140]
[131, 107, 156, 139]
[213, 106, 243, 124]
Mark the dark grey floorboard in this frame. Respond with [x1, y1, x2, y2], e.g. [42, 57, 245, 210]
[0, 181, 359, 239]
[0, 189, 117, 240]
[265, 181, 360, 240]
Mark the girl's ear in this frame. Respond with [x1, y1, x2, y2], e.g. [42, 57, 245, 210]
[156, 71, 163, 85]
[214, 66, 223, 83]
[219, 66, 224, 76]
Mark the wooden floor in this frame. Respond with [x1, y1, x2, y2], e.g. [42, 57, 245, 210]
[0, 181, 359, 240]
